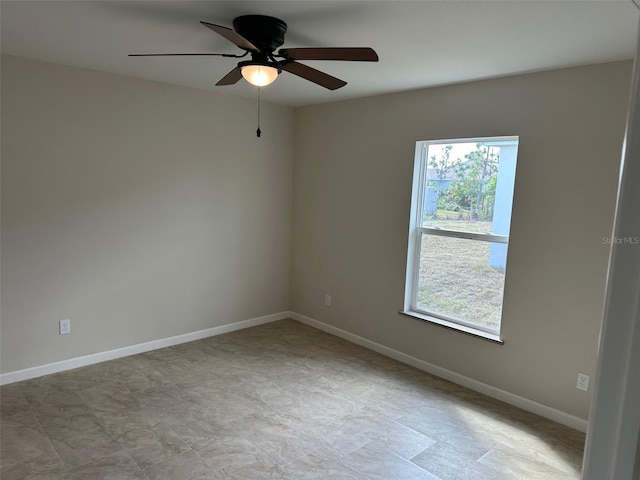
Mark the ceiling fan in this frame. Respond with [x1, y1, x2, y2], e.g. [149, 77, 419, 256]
[129, 14, 379, 90]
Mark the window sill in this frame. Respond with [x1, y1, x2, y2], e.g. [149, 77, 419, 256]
[399, 310, 504, 344]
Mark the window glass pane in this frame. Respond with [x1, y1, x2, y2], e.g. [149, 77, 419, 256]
[421, 141, 517, 237]
[416, 233, 507, 332]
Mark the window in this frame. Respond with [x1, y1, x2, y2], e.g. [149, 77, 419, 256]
[403, 136, 519, 341]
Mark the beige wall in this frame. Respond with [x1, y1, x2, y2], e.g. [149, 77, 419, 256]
[291, 61, 632, 420]
[1, 55, 294, 373]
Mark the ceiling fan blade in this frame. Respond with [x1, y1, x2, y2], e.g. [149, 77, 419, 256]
[200, 21, 259, 52]
[216, 66, 243, 86]
[129, 53, 236, 57]
[282, 62, 347, 90]
[279, 47, 378, 62]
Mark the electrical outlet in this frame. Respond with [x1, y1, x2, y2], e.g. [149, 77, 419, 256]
[59, 319, 71, 335]
[577, 373, 589, 391]
[325, 294, 331, 306]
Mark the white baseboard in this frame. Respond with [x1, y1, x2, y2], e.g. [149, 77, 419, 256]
[0, 312, 289, 386]
[290, 312, 589, 433]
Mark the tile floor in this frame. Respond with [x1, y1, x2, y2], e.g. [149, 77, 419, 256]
[1, 319, 585, 479]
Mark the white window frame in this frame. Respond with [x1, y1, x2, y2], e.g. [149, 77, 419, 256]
[403, 136, 518, 343]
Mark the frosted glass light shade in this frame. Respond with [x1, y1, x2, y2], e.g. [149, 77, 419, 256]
[241, 65, 279, 87]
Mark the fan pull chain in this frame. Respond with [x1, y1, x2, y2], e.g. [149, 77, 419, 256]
[256, 87, 262, 138]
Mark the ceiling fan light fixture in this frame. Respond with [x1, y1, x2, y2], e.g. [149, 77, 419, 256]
[240, 63, 280, 87]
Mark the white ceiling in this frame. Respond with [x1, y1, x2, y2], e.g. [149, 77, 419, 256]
[1, 1, 638, 107]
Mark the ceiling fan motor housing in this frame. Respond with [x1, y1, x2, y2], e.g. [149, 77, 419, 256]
[233, 15, 287, 52]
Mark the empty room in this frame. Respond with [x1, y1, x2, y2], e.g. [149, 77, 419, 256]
[2, 1, 640, 479]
